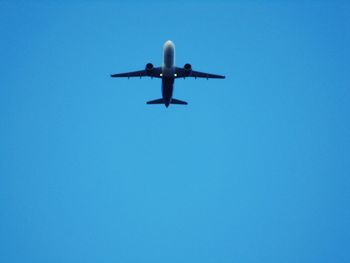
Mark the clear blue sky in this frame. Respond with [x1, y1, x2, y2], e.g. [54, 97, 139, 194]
[1, 1, 349, 262]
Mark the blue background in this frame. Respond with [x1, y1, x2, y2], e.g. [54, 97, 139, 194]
[1, 1, 349, 262]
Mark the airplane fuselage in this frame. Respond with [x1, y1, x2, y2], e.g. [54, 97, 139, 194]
[161, 41, 176, 107]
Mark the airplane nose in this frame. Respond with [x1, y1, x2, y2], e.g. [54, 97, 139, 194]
[164, 40, 174, 48]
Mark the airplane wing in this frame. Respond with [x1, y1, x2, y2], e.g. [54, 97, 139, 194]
[175, 67, 225, 79]
[111, 67, 162, 78]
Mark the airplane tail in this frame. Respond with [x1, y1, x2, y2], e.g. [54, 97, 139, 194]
[146, 98, 164, 104]
[146, 98, 187, 105]
[171, 98, 187, 105]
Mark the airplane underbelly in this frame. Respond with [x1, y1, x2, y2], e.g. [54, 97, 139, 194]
[162, 66, 175, 77]
[162, 77, 174, 101]
[163, 40, 175, 68]
[165, 54, 174, 67]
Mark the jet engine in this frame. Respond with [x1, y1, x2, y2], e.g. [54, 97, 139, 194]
[184, 63, 192, 71]
[145, 63, 154, 71]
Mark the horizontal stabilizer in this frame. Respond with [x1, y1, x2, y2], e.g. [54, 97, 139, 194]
[146, 98, 164, 104]
[171, 98, 188, 105]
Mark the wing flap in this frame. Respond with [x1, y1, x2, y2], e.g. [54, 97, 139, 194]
[175, 67, 225, 79]
[111, 67, 162, 78]
[111, 70, 147, 78]
[190, 70, 225, 79]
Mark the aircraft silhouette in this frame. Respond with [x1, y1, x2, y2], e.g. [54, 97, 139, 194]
[111, 40, 225, 107]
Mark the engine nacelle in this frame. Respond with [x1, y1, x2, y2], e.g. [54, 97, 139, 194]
[184, 63, 192, 71]
[145, 63, 154, 71]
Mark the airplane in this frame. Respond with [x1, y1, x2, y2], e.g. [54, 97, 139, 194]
[111, 40, 225, 107]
